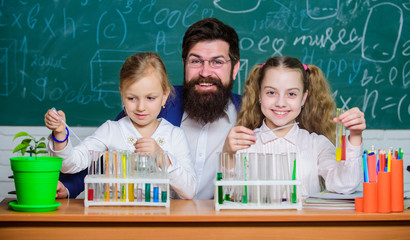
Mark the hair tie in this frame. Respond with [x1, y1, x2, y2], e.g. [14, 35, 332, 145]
[261, 63, 266, 68]
[302, 64, 308, 71]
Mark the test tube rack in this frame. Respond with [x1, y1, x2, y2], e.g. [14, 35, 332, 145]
[215, 151, 302, 211]
[84, 150, 170, 208]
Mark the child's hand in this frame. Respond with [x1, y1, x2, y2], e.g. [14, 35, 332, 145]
[44, 109, 66, 133]
[134, 137, 164, 156]
[134, 138, 169, 169]
[223, 126, 257, 154]
[56, 181, 68, 198]
[333, 107, 366, 146]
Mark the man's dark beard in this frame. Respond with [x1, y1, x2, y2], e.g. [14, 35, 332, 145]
[183, 76, 233, 124]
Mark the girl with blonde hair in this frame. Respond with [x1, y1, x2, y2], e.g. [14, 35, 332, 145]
[223, 56, 366, 196]
[45, 52, 197, 199]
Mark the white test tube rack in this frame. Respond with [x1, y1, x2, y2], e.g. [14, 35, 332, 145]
[214, 151, 302, 211]
[84, 150, 170, 208]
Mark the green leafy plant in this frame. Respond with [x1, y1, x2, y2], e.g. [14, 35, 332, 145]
[13, 132, 48, 156]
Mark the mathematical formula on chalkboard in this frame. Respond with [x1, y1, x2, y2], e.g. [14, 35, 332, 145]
[0, 0, 409, 128]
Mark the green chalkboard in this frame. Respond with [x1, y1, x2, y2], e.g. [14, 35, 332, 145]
[0, 0, 409, 128]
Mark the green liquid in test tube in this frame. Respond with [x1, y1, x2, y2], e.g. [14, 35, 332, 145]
[224, 193, 230, 201]
[242, 156, 248, 203]
[161, 191, 167, 203]
[145, 183, 151, 202]
[217, 172, 223, 204]
[292, 159, 297, 204]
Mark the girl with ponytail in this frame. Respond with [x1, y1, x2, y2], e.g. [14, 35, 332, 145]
[223, 56, 366, 196]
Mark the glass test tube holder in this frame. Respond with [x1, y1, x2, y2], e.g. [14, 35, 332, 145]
[214, 151, 302, 211]
[84, 151, 170, 208]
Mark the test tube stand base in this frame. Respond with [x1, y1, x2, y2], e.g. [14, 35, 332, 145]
[84, 176, 170, 208]
[214, 180, 302, 211]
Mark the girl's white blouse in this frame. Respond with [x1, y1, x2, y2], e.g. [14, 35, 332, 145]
[240, 120, 363, 197]
[48, 117, 197, 199]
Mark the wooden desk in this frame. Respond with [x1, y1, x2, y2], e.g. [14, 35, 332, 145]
[1, 198, 409, 240]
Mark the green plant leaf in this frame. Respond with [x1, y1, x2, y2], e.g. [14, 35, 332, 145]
[37, 142, 46, 149]
[12, 131, 48, 157]
[13, 143, 30, 154]
[13, 132, 33, 141]
[21, 138, 32, 145]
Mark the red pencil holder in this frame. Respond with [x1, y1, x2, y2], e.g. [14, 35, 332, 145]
[363, 182, 378, 213]
[391, 158, 403, 212]
[377, 171, 391, 213]
[355, 197, 363, 212]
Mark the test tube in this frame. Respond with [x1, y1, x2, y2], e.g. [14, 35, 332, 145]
[242, 153, 248, 204]
[129, 152, 135, 177]
[160, 152, 168, 179]
[155, 152, 162, 178]
[291, 157, 297, 204]
[145, 183, 151, 202]
[248, 153, 258, 204]
[265, 153, 274, 204]
[122, 151, 135, 202]
[119, 183, 125, 202]
[87, 151, 96, 202]
[224, 153, 231, 201]
[269, 153, 277, 203]
[113, 151, 118, 201]
[87, 184, 94, 201]
[153, 186, 159, 202]
[161, 184, 167, 203]
[149, 153, 157, 178]
[232, 154, 242, 203]
[88, 150, 94, 176]
[259, 154, 267, 204]
[274, 153, 284, 203]
[336, 108, 346, 161]
[217, 153, 224, 204]
[95, 183, 102, 201]
[121, 151, 127, 178]
[137, 186, 143, 202]
[103, 151, 110, 201]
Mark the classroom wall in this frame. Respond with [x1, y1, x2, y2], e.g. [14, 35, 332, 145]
[0, 126, 409, 200]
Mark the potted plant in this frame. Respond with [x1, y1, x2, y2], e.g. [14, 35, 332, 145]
[9, 131, 63, 212]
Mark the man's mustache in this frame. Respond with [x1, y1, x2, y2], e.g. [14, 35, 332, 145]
[190, 77, 224, 88]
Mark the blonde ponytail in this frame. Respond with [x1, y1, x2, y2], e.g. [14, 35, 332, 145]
[298, 65, 335, 144]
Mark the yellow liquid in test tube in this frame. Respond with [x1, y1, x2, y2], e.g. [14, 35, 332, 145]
[336, 148, 342, 161]
[128, 184, 135, 202]
[335, 108, 346, 161]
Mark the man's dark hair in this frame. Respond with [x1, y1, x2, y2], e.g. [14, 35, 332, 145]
[182, 18, 240, 68]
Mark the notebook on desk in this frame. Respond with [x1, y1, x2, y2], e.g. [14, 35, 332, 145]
[302, 191, 362, 210]
[309, 190, 363, 200]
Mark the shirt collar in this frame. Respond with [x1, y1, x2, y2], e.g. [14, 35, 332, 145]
[259, 119, 299, 145]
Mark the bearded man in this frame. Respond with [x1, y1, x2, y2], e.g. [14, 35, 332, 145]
[56, 18, 242, 200]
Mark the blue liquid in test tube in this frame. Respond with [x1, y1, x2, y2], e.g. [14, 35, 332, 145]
[153, 187, 159, 202]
